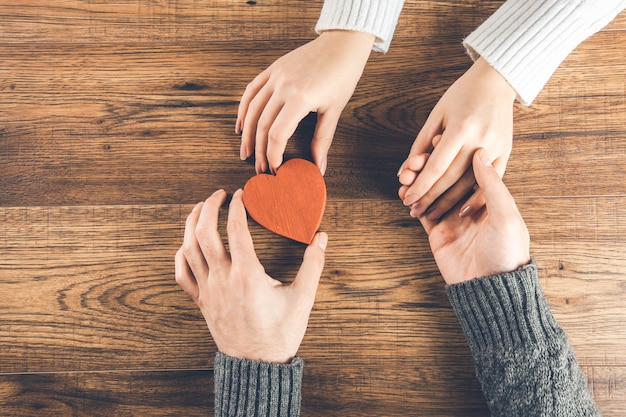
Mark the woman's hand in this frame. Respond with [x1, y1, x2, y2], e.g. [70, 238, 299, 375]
[399, 58, 517, 221]
[237, 30, 375, 175]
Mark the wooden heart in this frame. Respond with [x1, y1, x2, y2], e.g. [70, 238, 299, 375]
[243, 158, 326, 244]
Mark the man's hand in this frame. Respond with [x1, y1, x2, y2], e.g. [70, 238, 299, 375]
[418, 150, 530, 285]
[175, 189, 328, 363]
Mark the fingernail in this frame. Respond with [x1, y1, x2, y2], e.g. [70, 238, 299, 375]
[403, 194, 420, 207]
[239, 142, 247, 160]
[317, 233, 328, 251]
[479, 149, 491, 166]
[411, 202, 427, 217]
[320, 158, 327, 176]
[397, 161, 407, 177]
[459, 205, 473, 218]
[235, 118, 241, 134]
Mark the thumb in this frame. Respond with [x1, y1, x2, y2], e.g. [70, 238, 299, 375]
[312, 111, 339, 175]
[292, 232, 327, 305]
[472, 149, 515, 223]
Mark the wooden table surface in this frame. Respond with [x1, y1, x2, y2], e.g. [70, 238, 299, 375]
[1, 1, 625, 416]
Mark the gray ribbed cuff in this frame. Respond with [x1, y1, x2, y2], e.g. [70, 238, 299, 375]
[214, 352, 304, 417]
[445, 261, 563, 358]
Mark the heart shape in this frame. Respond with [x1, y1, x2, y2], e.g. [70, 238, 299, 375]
[243, 158, 326, 244]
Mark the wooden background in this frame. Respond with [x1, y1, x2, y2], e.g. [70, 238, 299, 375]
[1, 1, 625, 416]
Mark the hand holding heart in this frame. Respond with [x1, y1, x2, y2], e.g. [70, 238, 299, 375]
[175, 188, 328, 363]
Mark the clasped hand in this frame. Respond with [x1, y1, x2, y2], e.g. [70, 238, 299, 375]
[399, 58, 517, 221]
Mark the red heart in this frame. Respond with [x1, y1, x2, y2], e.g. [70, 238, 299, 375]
[243, 158, 326, 244]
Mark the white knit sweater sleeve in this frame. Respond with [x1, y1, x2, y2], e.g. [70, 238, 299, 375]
[315, 0, 405, 53]
[464, 0, 626, 105]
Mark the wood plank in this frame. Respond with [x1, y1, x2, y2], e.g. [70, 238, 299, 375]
[0, 370, 213, 417]
[1, 1, 623, 44]
[1, 34, 625, 206]
[0, 365, 487, 417]
[1, 1, 624, 416]
[1, 365, 624, 416]
[0, 198, 624, 374]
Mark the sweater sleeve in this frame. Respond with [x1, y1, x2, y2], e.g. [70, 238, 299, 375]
[445, 261, 601, 417]
[213, 352, 304, 417]
[315, 0, 405, 53]
[463, 0, 626, 105]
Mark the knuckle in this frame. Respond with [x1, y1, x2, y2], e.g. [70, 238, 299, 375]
[267, 130, 287, 150]
[174, 270, 186, 286]
[256, 116, 272, 133]
[226, 217, 245, 236]
[184, 213, 196, 230]
[195, 222, 209, 242]
[181, 243, 196, 262]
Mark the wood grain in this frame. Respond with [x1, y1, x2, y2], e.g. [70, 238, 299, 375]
[0, 1, 623, 44]
[1, 1, 625, 416]
[1, 199, 625, 371]
[1, 34, 625, 206]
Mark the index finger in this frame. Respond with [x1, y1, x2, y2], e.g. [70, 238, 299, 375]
[266, 103, 312, 173]
[195, 189, 230, 271]
[237, 69, 270, 135]
[226, 188, 257, 266]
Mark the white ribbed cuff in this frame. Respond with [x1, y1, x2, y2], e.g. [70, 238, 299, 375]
[315, 0, 405, 53]
[464, 0, 626, 105]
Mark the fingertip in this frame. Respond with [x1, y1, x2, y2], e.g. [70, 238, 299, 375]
[472, 149, 497, 189]
[229, 189, 246, 212]
[268, 156, 283, 175]
[403, 193, 420, 207]
[318, 157, 327, 176]
[397, 159, 408, 177]
[478, 148, 492, 166]
[239, 141, 247, 160]
[315, 232, 328, 251]
[232, 188, 244, 199]
[192, 201, 204, 212]
[255, 159, 264, 174]
[398, 168, 418, 186]
[398, 185, 407, 200]
[205, 189, 227, 209]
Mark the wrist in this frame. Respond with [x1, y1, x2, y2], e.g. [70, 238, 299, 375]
[473, 57, 517, 103]
[218, 344, 295, 364]
[318, 29, 376, 53]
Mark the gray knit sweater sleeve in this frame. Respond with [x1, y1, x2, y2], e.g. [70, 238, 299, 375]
[213, 352, 304, 416]
[445, 261, 601, 417]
